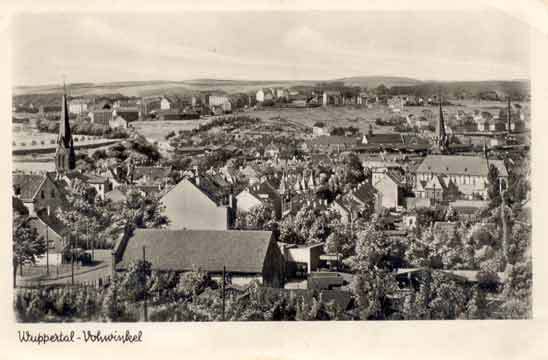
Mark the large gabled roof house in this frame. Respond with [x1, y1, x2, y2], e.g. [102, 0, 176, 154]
[161, 174, 236, 231]
[13, 173, 65, 216]
[114, 229, 285, 288]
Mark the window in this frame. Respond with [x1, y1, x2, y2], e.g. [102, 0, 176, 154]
[41, 190, 45, 199]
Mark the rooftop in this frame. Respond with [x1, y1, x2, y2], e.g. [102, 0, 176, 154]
[117, 229, 275, 273]
[415, 155, 508, 177]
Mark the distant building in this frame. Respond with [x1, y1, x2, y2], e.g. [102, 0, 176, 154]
[256, 89, 274, 104]
[160, 95, 180, 110]
[68, 98, 89, 115]
[208, 93, 230, 107]
[113, 109, 140, 122]
[115, 228, 285, 287]
[113, 98, 141, 109]
[322, 91, 343, 106]
[362, 132, 404, 146]
[264, 143, 280, 158]
[141, 96, 162, 114]
[63, 172, 112, 200]
[304, 136, 358, 153]
[109, 115, 128, 129]
[236, 181, 282, 219]
[131, 166, 171, 187]
[312, 124, 330, 137]
[274, 88, 289, 100]
[89, 110, 113, 126]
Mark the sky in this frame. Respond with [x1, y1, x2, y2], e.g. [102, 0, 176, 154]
[11, 10, 531, 86]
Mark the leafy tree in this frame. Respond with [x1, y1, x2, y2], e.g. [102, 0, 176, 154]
[476, 260, 501, 292]
[324, 227, 353, 259]
[176, 268, 217, 300]
[500, 259, 532, 319]
[375, 84, 389, 96]
[278, 215, 300, 244]
[119, 260, 153, 302]
[340, 152, 365, 185]
[346, 221, 399, 319]
[13, 215, 45, 285]
[408, 272, 467, 320]
[352, 269, 397, 320]
[235, 203, 275, 231]
[102, 278, 134, 322]
[507, 222, 530, 265]
[111, 189, 169, 231]
[465, 287, 490, 319]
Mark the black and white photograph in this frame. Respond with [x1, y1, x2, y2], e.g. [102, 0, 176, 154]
[10, 5, 535, 325]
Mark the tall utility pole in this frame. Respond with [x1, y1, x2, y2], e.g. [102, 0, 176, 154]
[45, 220, 49, 276]
[500, 180, 508, 267]
[143, 246, 148, 322]
[71, 232, 75, 285]
[221, 266, 226, 321]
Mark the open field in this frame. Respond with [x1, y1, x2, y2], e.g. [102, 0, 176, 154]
[13, 77, 426, 97]
[247, 99, 530, 133]
[131, 119, 210, 142]
[249, 106, 386, 132]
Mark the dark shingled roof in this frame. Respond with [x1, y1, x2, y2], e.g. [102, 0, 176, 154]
[308, 136, 358, 146]
[116, 111, 139, 122]
[13, 174, 47, 201]
[65, 171, 109, 184]
[117, 229, 274, 273]
[363, 133, 404, 145]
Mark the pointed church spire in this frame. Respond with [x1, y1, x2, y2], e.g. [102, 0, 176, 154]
[55, 81, 76, 175]
[433, 91, 448, 154]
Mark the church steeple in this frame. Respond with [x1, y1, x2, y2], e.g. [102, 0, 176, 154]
[55, 82, 76, 175]
[433, 92, 449, 154]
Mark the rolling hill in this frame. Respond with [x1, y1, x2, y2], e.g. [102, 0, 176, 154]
[12, 77, 530, 102]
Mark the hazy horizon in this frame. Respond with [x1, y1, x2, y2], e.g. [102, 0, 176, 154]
[12, 10, 531, 87]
